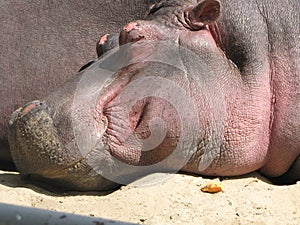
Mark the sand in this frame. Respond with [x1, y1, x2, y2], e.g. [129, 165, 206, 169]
[0, 170, 299, 225]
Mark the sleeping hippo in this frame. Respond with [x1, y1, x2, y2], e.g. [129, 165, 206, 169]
[0, 0, 158, 169]
[8, 0, 299, 191]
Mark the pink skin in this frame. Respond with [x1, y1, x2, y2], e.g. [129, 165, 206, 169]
[109, 12, 269, 176]
[99, 34, 109, 45]
[116, 0, 298, 178]
[123, 22, 141, 32]
[261, 60, 300, 177]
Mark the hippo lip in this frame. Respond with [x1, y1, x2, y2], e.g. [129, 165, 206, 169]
[8, 100, 121, 191]
[8, 100, 88, 177]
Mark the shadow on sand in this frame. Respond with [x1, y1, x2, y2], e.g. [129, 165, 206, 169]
[0, 170, 114, 197]
[1, 169, 297, 197]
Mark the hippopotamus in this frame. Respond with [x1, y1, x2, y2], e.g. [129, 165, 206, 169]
[0, 0, 159, 169]
[8, 0, 299, 191]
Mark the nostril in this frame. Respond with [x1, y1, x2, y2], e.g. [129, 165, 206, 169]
[119, 22, 145, 46]
[99, 34, 109, 45]
[123, 22, 140, 32]
[96, 33, 119, 57]
[96, 34, 109, 57]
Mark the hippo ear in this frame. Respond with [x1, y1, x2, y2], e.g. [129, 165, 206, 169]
[185, 0, 220, 30]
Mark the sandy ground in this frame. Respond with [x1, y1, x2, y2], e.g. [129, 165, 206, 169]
[0, 170, 299, 225]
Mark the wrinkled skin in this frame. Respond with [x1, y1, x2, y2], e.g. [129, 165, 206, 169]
[8, 0, 300, 191]
[0, 0, 159, 169]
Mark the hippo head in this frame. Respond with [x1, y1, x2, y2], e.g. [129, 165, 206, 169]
[8, 0, 236, 191]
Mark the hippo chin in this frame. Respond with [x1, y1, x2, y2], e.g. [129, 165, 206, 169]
[9, 0, 300, 191]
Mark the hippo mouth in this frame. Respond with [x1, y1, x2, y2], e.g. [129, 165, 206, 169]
[8, 100, 87, 180]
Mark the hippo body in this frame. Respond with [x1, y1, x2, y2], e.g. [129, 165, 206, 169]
[0, 0, 158, 169]
[8, 0, 300, 190]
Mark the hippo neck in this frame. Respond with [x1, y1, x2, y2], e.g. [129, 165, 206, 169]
[183, 40, 272, 176]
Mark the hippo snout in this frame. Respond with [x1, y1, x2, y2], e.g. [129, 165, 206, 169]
[8, 100, 66, 175]
[8, 100, 117, 191]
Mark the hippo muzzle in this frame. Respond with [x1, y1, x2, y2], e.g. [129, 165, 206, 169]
[8, 98, 119, 191]
[9, 100, 64, 175]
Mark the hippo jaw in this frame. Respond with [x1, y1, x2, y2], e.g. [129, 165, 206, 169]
[9, 100, 67, 176]
[8, 98, 121, 191]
